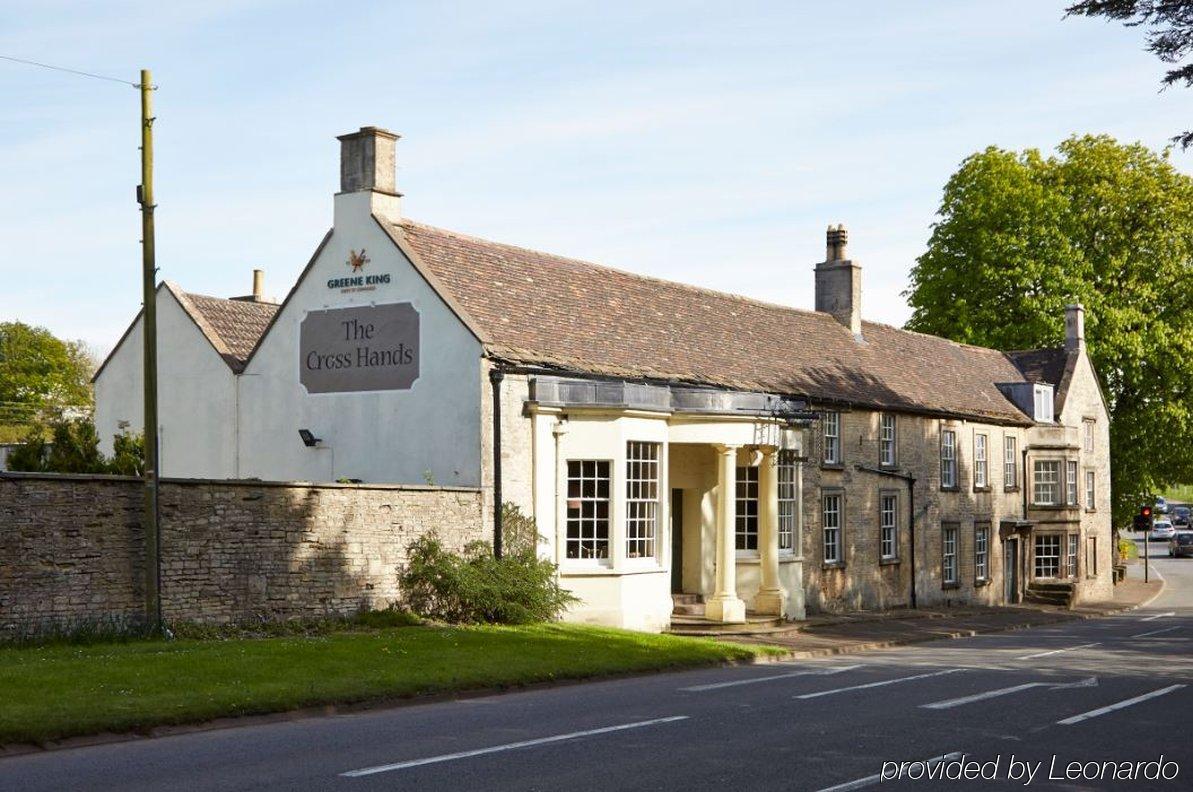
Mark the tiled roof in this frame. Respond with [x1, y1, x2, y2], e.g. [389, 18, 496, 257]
[394, 220, 1058, 424]
[172, 286, 279, 373]
[1008, 348, 1079, 415]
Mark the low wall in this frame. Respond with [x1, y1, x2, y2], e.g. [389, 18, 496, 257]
[0, 472, 483, 631]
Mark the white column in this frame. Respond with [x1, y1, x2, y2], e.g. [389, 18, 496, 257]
[706, 444, 746, 623]
[755, 446, 787, 616]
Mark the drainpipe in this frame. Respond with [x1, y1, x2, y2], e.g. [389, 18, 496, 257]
[489, 365, 505, 559]
[855, 464, 917, 609]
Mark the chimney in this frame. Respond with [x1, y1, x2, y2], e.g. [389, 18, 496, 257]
[252, 269, 264, 302]
[335, 126, 402, 223]
[814, 223, 863, 336]
[1065, 303, 1085, 352]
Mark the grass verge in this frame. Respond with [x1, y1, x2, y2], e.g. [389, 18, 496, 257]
[0, 623, 781, 745]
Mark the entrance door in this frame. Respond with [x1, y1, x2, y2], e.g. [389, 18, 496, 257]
[670, 489, 684, 593]
[1003, 538, 1019, 604]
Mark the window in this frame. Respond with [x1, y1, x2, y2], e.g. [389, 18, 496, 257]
[880, 492, 898, 560]
[1084, 419, 1095, 453]
[940, 429, 957, 489]
[823, 492, 842, 564]
[974, 433, 988, 488]
[880, 413, 896, 467]
[1033, 385, 1054, 423]
[625, 442, 659, 559]
[975, 524, 989, 582]
[735, 466, 759, 551]
[823, 412, 841, 465]
[1066, 534, 1079, 578]
[1066, 461, 1079, 506]
[777, 451, 797, 553]
[1004, 436, 1018, 490]
[942, 524, 958, 585]
[1033, 460, 1060, 505]
[1085, 470, 1096, 509]
[1034, 534, 1061, 578]
[1086, 536, 1098, 578]
[566, 460, 611, 560]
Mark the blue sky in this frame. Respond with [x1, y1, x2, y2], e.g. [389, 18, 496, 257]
[2, 0, 1189, 353]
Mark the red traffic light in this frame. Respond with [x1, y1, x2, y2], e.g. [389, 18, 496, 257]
[1142, 506, 1152, 517]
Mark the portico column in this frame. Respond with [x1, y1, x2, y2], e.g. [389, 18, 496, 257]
[706, 444, 746, 623]
[756, 446, 787, 616]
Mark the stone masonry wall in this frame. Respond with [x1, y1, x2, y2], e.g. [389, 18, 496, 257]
[0, 472, 483, 631]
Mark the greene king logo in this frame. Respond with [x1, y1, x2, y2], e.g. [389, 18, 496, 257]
[327, 248, 391, 291]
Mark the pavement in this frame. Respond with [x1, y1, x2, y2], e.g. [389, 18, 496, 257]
[1, 538, 1189, 791]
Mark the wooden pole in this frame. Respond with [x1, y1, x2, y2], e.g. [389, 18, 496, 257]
[139, 69, 161, 632]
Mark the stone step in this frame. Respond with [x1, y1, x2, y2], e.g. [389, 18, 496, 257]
[671, 603, 705, 616]
[1028, 581, 1075, 593]
[671, 593, 702, 605]
[668, 612, 786, 636]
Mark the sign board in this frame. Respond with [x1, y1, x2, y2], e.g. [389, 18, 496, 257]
[300, 303, 420, 394]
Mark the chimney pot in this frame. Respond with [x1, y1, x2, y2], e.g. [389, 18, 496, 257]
[826, 223, 849, 261]
[252, 269, 264, 302]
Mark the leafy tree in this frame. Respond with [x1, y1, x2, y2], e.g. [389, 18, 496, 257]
[1066, 1, 1193, 148]
[0, 321, 95, 435]
[108, 431, 145, 476]
[905, 135, 1193, 526]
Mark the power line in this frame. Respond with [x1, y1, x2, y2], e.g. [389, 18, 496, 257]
[0, 54, 140, 88]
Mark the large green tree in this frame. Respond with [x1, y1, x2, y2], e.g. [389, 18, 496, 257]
[0, 321, 94, 438]
[905, 135, 1193, 525]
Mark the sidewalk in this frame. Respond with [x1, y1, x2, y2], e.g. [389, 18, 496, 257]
[714, 575, 1163, 657]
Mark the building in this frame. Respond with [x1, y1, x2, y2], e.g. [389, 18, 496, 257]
[94, 126, 1113, 631]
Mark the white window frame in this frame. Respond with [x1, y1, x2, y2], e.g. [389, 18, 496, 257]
[822, 491, 843, 565]
[1033, 385, 1054, 422]
[974, 433, 988, 489]
[941, 429, 957, 489]
[1066, 534, 1079, 578]
[879, 491, 898, 561]
[777, 451, 797, 554]
[975, 524, 989, 582]
[942, 524, 959, 585]
[1004, 435, 1018, 490]
[1034, 534, 1061, 578]
[823, 412, 841, 465]
[624, 441, 660, 562]
[565, 459, 612, 563]
[735, 465, 759, 555]
[880, 413, 896, 467]
[1085, 469, 1096, 511]
[1086, 536, 1098, 578]
[1066, 460, 1079, 506]
[1033, 460, 1060, 506]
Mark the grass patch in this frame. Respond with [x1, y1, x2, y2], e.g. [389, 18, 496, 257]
[1160, 484, 1193, 504]
[0, 623, 780, 744]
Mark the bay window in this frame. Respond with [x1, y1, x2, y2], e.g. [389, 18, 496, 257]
[566, 460, 611, 560]
[625, 442, 659, 559]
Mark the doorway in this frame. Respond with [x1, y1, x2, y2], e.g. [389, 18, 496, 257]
[670, 488, 683, 593]
[1003, 538, 1019, 604]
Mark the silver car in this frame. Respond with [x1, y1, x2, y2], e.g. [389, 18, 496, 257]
[1150, 520, 1176, 541]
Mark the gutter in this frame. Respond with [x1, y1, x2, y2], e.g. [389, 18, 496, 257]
[489, 365, 505, 559]
[855, 464, 918, 609]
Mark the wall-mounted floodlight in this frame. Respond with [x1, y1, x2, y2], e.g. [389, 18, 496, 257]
[298, 429, 322, 447]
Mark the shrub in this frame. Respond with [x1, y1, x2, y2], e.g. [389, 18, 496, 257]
[399, 525, 577, 625]
[5, 417, 143, 475]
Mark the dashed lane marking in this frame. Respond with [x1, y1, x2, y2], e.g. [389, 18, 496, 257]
[794, 669, 965, 700]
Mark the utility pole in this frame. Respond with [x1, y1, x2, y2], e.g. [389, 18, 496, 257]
[138, 69, 161, 633]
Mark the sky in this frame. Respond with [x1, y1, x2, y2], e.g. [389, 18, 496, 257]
[1, 0, 1190, 354]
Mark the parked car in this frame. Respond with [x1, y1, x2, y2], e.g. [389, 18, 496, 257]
[1155, 496, 1169, 515]
[1150, 520, 1176, 541]
[1170, 531, 1193, 558]
[1172, 506, 1190, 527]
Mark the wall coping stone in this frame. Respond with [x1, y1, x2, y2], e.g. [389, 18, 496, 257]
[0, 470, 480, 493]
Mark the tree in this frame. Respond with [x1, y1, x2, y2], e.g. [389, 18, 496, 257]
[6, 416, 143, 475]
[905, 135, 1193, 526]
[0, 321, 95, 438]
[1066, 1, 1193, 148]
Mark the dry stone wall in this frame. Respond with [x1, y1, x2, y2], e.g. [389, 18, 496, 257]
[0, 472, 483, 632]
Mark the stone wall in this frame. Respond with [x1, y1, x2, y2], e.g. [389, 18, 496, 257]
[0, 472, 483, 631]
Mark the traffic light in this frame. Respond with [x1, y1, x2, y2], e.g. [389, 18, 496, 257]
[1134, 505, 1153, 532]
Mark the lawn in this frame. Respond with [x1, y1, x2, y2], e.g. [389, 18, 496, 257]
[0, 623, 780, 745]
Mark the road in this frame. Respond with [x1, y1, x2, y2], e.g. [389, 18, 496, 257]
[2, 540, 1190, 792]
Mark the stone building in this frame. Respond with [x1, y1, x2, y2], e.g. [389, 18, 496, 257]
[94, 126, 1113, 631]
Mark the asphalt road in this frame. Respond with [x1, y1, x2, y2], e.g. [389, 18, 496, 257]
[2, 541, 1190, 792]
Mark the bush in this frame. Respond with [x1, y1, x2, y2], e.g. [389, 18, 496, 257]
[5, 417, 143, 475]
[399, 524, 577, 625]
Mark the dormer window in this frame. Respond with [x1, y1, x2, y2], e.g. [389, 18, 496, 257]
[1033, 384, 1054, 423]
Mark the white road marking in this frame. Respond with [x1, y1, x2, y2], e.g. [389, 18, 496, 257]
[1016, 642, 1100, 660]
[921, 677, 1097, 710]
[679, 664, 861, 692]
[794, 668, 964, 700]
[339, 716, 689, 777]
[1140, 611, 1176, 622]
[1058, 685, 1187, 726]
[814, 751, 963, 792]
[1130, 626, 1181, 639]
